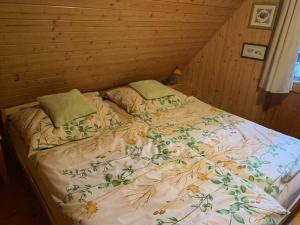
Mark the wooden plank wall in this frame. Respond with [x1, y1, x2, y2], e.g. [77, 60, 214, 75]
[0, 0, 243, 107]
[184, 0, 300, 138]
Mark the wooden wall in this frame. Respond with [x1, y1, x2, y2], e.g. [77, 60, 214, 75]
[184, 0, 300, 138]
[0, 0, 243, 107]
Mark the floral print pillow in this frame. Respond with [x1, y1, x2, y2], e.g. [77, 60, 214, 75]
[13, 93, 123, 154]
[104, 86, 188, 116]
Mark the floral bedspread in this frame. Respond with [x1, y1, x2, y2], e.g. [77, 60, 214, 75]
[137, 97, 300, 208]
[31, 116, 288, 225]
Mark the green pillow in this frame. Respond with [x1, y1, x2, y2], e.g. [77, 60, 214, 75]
[37, 89, 97, 128]
[129, 80, 174, 99]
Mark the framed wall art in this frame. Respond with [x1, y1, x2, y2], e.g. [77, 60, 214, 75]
[249, 2, 279, 30]
[241, 43, 268, 61]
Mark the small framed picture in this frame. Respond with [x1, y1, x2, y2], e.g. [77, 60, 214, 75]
[249, 2, 278, 30]
[241, 43, 268, 61]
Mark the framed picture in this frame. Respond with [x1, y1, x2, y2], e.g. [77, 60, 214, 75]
[241, 43, 268, 61]
[249, 2, 278, 30]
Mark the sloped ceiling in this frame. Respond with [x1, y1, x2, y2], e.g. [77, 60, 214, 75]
[0, 0, 243, 107]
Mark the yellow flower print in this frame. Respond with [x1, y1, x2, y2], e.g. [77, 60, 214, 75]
[187, 184, 200, 193]
[154, 112, 161, 117]
[127, 138, 136, 145]
[153, 209, 166, 215]
[138, 130, 147, 138]
[85, 201, 98, 214]
[197, 173, 209, 181]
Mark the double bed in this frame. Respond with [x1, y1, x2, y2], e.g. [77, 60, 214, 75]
[1, 84, 299, 225]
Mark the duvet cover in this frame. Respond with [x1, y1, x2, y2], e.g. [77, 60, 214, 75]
[13, 91, 300, 225]
[27, 118, 289, 225]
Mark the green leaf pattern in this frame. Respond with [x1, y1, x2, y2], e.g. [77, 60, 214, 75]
[27, 97, 298, 225]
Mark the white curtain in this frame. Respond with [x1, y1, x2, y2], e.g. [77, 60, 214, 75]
[260, 0, 300, 93]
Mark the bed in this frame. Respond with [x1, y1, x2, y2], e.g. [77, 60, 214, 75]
[1, 87, 299, 225]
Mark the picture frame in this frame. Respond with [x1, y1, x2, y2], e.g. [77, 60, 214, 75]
[241, 42, 268, 61]
[249, 2, 279, 30]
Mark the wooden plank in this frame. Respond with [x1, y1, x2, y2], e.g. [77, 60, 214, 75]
[0, 0, 239, 15]
[0, 39, 206, 56]
[156, 0, 242, 8]
[0, 3, 231, 22]
[0, 44, 201, 73]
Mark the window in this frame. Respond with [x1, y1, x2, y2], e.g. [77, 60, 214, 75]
[294, 49, 300, 83]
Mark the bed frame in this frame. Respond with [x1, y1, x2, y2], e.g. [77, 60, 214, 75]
[1, 101, 68, 225]
[0, 101, 299, 225]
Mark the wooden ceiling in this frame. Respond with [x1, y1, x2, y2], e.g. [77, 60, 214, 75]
[0, 0, 243, 107]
